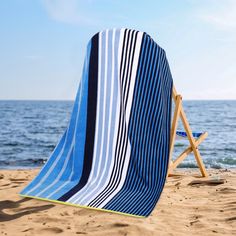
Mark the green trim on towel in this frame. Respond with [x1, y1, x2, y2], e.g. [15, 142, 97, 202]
[19, 194, 146, 218]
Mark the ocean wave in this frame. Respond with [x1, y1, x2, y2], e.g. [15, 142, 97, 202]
[0, 158, 46, 168]
[217, 157, 236, 165]
[0, 100, 235, 169]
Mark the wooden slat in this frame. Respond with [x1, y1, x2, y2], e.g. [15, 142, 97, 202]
[179, 108, 208, 177]
[171, 132, 208, 169]
[168, 86, 208, 177]
[169, 95, 182, 160]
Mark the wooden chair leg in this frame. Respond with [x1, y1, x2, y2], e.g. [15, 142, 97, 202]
[179, 108, 208, 177]
[169, 95, 182, 158]
[168, 86, 208, 178]
[168, 94, 181, 176]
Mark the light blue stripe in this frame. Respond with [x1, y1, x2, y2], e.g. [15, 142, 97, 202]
[136, 51, 172, 216]
[20, 129, 67, 195]
[67, 30, 107, 203]
[72, 29, 111, 203]
[89, 30, 139, 207]
[134, 50, 167, 213]
[37, 40, 92, 199]
[76, 29, 121, 205]
[21, 40, 91, 197]
[104, 34, 148, 210]
[111, 36, 156, 212]
[88, 31, 105, 181]
[104, 35, 172, 216]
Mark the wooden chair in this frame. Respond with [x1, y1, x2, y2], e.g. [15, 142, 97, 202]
[168, 86, 208, 177]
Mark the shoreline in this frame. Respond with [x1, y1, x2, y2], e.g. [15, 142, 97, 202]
[0, 168, 235, 235]
[1, 167, 236, 171]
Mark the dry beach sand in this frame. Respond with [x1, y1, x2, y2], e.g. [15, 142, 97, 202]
[0, 169, 235, 236]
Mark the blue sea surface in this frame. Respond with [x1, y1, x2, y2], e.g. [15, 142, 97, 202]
[0, 100, 235, 169]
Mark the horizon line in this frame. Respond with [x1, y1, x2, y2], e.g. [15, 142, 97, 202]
[0, 99, 236, 102]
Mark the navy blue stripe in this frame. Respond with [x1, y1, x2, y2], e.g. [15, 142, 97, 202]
[110, 38, 164, 212]
[88, 30, 130, 207]
[89, 29, 138, 207]
[104, 33, 173, 216]
[58, 33, 99, 201]
[137, 58, 173, 215]
[103, 34, 150, 211]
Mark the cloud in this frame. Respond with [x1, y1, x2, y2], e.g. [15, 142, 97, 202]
[198, 0, 236, 30]
[41, 0, 94, 25]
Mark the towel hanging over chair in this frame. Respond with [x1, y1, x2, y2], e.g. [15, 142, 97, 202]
[20, 28, 173, 217]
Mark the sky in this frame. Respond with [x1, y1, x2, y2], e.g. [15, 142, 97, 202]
[0, 0, 236, 100]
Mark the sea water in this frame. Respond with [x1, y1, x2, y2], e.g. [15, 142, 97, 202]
[0, 100, 235, 169]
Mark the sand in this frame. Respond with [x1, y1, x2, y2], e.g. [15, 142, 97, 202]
[0, 168, 235, 236]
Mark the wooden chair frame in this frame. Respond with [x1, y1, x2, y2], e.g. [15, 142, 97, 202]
[168, 86, 208, 177]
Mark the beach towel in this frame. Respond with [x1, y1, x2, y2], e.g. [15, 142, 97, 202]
[20, 28, 173, 217]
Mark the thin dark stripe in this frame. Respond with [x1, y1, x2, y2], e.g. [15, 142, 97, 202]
[88, 30, 127, 206]
[140, 43, 158, 185]
[124, 31, 138, 108]
[121, 30, 131, 86]
[129, 50, 167, 207]
[120, 29, 127, 78]
[89, 30, 138, 207]
[123, 30, 135, 105]
[117, 35, 157, 209]
[126, 82, 165, 214]
[88, 30, 129, 206]
[89, 30, 132, 207]
[138, 39, 155, 183]
[104, 34, 148, 210]
[111, 34, 148, 203]
[58, 34, 99, 201]
[127, 49, 171, 215]
[141, 76, 172, 215]
[144, 44, 159, 187]
[95, 31, 139, 204]
[104, 33, 172, 215]
[127, 35, 151, 188]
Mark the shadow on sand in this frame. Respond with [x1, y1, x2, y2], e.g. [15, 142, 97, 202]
[0, 198, 54, 222]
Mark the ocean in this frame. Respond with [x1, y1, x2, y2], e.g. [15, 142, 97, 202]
[0, 100, 235, 169]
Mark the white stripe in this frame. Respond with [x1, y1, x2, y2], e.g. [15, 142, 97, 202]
[44, 98, 84, 198]
[93, 29, 108, 183]
[84, 28, 130, 207]
[35, 139, 75, 197]
[118, 29, 125, 73]
[122, 29, 133, 95]
[25, 53, 88, 196]
[25, 38, 91, 197]
[126, 32, 143, 120]
[120, 29, 128, 87]
[35, 69, 89, 198]
[29, 43, 92, 197]
[66, 31, 102, 203]
[98, 144, 131, 208]
[97, 31, 143, 208]
[25, 127, 70, 195]
[124, 30, 135, 104]
[67, 30, 109, 203]
[46, 159, 74, 198]
[75, 28, 121, 205]
[79, 28, 125, 206]
[84, 28, 133, 207]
